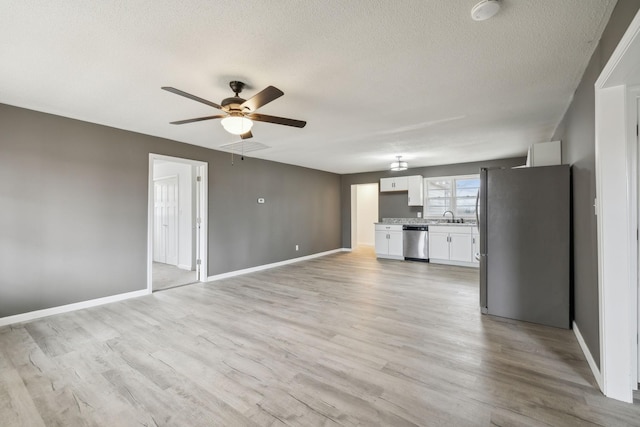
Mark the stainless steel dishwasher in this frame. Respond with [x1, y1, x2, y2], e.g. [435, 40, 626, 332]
[402, 225, 429, 261]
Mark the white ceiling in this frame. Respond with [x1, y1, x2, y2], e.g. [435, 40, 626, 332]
[0, 0, 616, 174]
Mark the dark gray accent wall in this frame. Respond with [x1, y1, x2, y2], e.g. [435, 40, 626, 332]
[0, 103, 341, 318]
[340, 157, 526, 248]
[551, 0, 640, 368]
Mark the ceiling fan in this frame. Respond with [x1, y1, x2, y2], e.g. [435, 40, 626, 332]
[162, 81, 306, 140]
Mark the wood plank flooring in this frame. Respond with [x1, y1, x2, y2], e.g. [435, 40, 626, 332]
[1, 247, 639, 426]
[153, 262, 198, 291]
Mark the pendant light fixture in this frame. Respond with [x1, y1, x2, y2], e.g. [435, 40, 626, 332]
[390, 156, 408, 171]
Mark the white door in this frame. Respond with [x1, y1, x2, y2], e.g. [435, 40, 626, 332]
[154, 176, 179, 265]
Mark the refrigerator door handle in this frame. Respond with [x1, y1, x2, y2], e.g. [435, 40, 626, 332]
[475, 190, 480, 224]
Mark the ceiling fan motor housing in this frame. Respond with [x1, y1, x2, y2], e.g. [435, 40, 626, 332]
[221, 96, 246, 112]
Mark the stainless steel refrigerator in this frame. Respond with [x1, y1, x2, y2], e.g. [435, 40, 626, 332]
[478, 165, 570, 329]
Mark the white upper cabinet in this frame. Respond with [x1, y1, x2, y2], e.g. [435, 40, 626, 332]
[407, 176, 423, 206]
[380, 175, 423, 206]
[380, 176, 408, 192]
[526, 140, 561, 167]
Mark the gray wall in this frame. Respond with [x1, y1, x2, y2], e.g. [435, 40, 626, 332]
[551, 0, 640, 368]
[0, 103, 341, 318]
[340, 157, 526, 248]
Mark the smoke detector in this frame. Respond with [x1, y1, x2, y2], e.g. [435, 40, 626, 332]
[471, 0, 501, 21]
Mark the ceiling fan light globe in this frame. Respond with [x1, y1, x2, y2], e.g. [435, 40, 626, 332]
[221, 116, 254, 135]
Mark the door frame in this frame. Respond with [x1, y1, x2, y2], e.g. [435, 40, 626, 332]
[594, 9, 640, 402]
[637, 95, 640, 385]
[148, 154, 208, 292]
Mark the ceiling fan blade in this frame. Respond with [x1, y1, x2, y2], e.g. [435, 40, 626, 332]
[247, 113, 306, 128]
[240, 86, 284, 112]
[162, 87, 222, 110]
[170, 115, 226, 125]
[240, 131, 253, 140]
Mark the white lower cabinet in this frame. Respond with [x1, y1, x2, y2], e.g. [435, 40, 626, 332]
[428, 225, 478, 267]
[449, 232, 473, 262]
[375, 224, 404, 259]
[427, 231, 450, 260]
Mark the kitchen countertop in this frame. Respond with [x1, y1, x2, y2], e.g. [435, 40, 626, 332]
[376, 218, 477, 227]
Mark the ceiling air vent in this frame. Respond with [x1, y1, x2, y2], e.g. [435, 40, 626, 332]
[218, 140, 270, 154]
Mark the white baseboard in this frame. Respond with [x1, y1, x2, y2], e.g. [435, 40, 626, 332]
[573, 320, 603, 391]
[375, 254, 405, 260]
[178, 264, 193, 271]
[0, 289, 150, 327]
[208, 248, 348, 282]
[429, 259, 479, 268]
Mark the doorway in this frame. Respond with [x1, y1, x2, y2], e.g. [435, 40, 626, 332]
[350, 183, 379, 250]
[148, 154, 208, 292]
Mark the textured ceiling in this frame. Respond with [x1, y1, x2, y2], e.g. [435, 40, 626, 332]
[0, 0, 616, 174]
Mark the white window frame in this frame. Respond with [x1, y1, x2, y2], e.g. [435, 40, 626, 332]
[423, 174, 480, 219]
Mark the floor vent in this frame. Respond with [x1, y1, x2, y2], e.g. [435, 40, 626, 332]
[218, 140, 270, 154]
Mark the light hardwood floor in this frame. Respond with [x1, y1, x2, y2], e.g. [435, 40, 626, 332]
[1, 248, 639, 426]
[153, 262, 198, 291]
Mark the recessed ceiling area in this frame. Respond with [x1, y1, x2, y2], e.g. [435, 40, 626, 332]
[0, 1, 616, 174]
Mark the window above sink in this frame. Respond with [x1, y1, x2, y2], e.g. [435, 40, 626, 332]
[424, 174, 480, 219]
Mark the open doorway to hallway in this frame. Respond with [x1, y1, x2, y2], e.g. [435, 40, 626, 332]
[350, 183, 379, 254]
[148, 154, 208, 291]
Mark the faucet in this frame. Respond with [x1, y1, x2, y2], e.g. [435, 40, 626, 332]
[443, 211, 455, 222]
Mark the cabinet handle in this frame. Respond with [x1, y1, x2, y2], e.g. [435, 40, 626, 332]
[472, 237, 475, 244]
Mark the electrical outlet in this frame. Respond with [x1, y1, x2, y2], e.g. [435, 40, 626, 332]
[417, 212, 422, 218]
[295, 245, 299, 251]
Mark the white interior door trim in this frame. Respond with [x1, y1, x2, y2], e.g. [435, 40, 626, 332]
[148, 154, 208, 292]
[627, 87, 640, 390]
[350, 185, 357, 249]
[196, 163, 208, 281]
[594, 9, 640, 403]
[636, 93, 640, 386]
